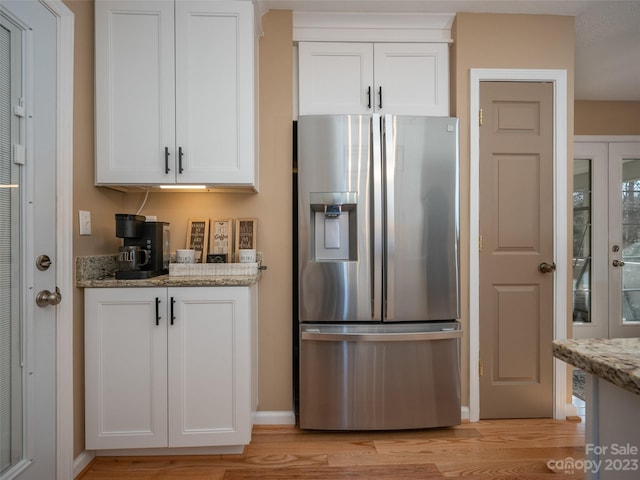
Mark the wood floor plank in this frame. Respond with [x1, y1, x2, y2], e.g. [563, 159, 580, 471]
[328, 446, 584, 466]
[222, 463, 442, 479]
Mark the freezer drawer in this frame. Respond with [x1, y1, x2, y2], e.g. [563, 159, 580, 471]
[299, 322, 462, 430]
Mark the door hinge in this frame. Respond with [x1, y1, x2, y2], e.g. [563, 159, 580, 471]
[479, 359, 484, 377]
[13, 144, 25, 165]
[479, 108, 484, 126]
[479, 235, 483, 252]
[13, 97, 25, 118]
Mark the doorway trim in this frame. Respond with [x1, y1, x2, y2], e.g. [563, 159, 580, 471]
[44, 0, 74, 478]
[469, 69, 568, 422]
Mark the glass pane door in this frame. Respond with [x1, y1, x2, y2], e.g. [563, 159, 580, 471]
[572, 143, 607, 339]
[0, 16, 23, 476]
[610, 143, 640, 338]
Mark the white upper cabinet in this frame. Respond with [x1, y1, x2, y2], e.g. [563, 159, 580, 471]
[299, 42, 449, 116]
[95, 0, 256, 188]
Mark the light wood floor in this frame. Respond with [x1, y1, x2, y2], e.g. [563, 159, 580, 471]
[78, 418, 585, 479]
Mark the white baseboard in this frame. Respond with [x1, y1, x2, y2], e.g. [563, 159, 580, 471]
[252, 410, 296, 425]
[565, 401, 578, 417]
[73, 450, 95, 479]
[461, 405, 470, 421]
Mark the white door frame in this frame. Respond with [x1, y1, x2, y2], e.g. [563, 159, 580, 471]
[44, 0, 74, 478]
[469, 69, 569, 422]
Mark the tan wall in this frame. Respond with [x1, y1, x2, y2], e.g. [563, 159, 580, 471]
[452, 13, 575, 406]
[65, 0, 124, 459]
[575, 101, 640, 135]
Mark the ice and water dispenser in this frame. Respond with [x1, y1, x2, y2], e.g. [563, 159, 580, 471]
[309, 192, 357, 261]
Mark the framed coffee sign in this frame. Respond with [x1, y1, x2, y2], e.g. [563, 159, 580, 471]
[186, 218, 209, 263]
[208, 219, 233, 263]
[235, 218, 257, 262]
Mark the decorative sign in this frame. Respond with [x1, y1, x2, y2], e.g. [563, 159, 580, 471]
[235, 218, 257, 262]
[208, 219, 233, 263]
[186, 218, 209, 263]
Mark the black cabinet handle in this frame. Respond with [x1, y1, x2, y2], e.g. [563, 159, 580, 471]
[164, 147, 171, 174]
[170, 297, 176, 325]
[367, 86, 372, 109]
[378, 86, 383, 110]
[178, 147, 184, 174]
[155, 297, 161, 326]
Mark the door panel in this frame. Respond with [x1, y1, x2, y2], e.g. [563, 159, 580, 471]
[572, 143, 608, 339]
[479, 82, 554, 418]
[297, 115, 375, 323]
[1, 1, 59, 477]
[84, 289, 168, 450]
[298, 42, 374, 115]
[168, 287, 251, 447]
[384, 115, 459, 321]
[374, 43, 448, 116]
[573, 141, 640, 339]
[609, 143, 640, 338]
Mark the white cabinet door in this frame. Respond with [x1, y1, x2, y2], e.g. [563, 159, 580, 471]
[95, 1, 175, 184]
[298, 42, 449, 116]
[95, 0, 255, 187]
[175, 1, 255, 186]
[298, 42, 374, 115]
[84, 288, 168, 450]
[167, 287, 252, 447]
[374, 43, 449, 116]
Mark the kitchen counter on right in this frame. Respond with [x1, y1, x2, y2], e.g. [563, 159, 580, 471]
[553, 337, 640, 480]
[552, 337, 640, 396]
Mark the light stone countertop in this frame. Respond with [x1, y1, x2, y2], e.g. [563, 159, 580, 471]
[552, 337, 640, 396]
[76, 254, 261, 288]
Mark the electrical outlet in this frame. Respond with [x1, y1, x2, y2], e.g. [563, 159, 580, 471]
[79, 210, 92, 235]
[145, 215, 157, 221]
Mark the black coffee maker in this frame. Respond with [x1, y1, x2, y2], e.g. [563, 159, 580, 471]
[115, 214, 170, 279]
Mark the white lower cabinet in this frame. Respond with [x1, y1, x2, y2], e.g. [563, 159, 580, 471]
[85, 286, 256, 450]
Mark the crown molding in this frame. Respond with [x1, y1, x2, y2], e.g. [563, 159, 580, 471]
[292, 11, 454, 43]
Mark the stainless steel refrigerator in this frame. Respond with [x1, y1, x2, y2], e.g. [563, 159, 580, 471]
[296, 114, 461, 430]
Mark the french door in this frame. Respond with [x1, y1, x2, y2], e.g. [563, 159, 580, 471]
[573, 139, 640, 339]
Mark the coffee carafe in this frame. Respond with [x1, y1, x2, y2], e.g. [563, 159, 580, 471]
[115, 214, 170, 279]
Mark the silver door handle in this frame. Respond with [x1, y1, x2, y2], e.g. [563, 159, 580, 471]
[36, 287, 62, 307]
[539, 262, 556, 273]
[613, 259, 626, 267]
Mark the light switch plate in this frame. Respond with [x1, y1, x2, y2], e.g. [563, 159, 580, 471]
[79, 210, 91, 235]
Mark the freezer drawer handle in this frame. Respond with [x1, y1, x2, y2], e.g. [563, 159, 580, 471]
[301, 330, 462, 342]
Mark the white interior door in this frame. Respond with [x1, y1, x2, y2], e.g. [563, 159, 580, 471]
[573, 139, 640, 339]
[0, 1, 64, 478]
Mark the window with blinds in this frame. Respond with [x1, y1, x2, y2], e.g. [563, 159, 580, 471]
[0, 14, 23, 475]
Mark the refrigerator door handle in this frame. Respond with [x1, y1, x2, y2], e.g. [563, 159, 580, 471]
[371, 115, 383, 320]
[301, 330, 462, 342]
[383, 114, 395, 320]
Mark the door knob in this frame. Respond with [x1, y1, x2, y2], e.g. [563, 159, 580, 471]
[612, 259, 626, 267]
[36, 287, 62, 307]
[539, 262, 556, 274]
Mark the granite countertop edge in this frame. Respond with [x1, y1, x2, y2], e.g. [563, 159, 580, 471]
[552, 338, 640, 396]
[75, 254, 261, 287]
[76, 274, 261, 288]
